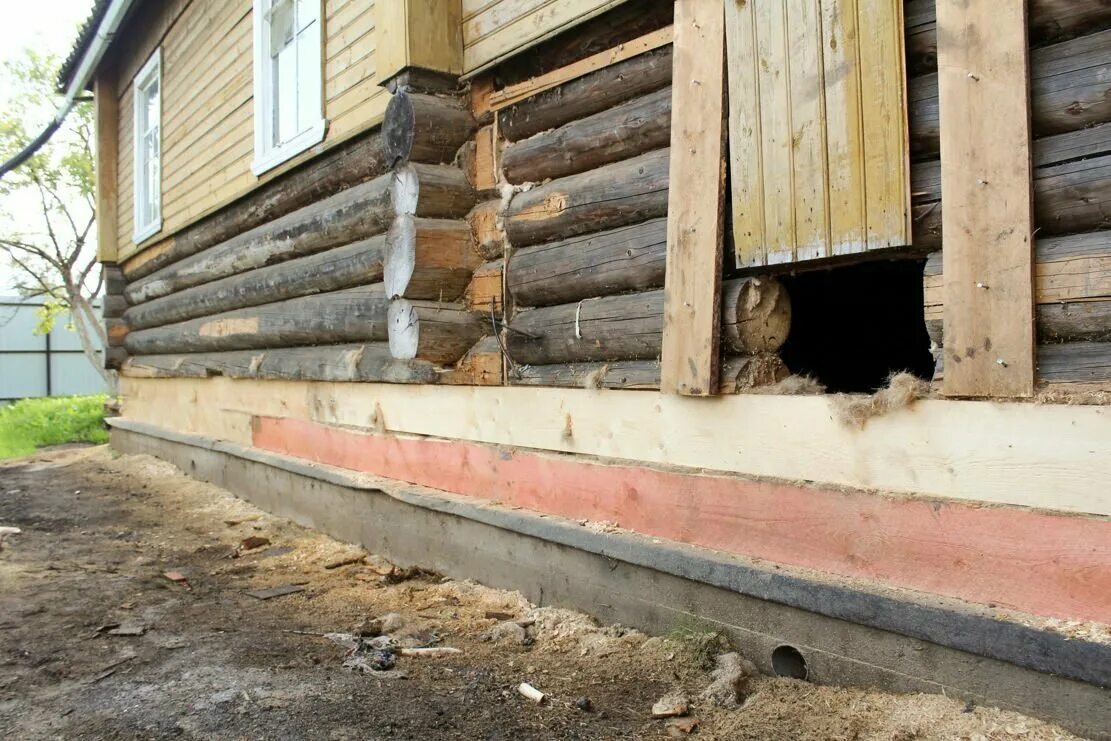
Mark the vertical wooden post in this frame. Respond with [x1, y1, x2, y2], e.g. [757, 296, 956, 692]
[94, 73, 119, 264]
[661, 0, 727, 396]
[938, 0, 1035, 397]
[376, 0, 464, 83]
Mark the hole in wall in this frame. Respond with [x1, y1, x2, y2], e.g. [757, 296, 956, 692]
[772, 644, 809, 680]
[778, 259, 935, 393]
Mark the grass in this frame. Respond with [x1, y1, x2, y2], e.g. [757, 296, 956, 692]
[0, 395, 110, 460]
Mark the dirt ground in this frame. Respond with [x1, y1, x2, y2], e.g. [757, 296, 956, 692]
[0, 445, 1085, 740]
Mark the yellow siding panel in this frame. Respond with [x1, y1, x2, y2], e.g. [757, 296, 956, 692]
[116, 0, 387, 258]
[462, 0, 626, 72]
[725, 0, 910, 267]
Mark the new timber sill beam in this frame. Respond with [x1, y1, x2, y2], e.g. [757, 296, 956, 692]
[661, 0, 727, 396]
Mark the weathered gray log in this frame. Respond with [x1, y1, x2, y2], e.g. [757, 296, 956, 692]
[125, 237, 385, 330]
[505, 148, 669, 249]
[1038, 341, 1111, 383]
[924, 232, 1111, 344]
[102, 294, 127, 318]
[508, 218, 667, 307]
[911, 146, 1111, 249]
[125, 286, 390, 355]
[1034, 123, 1111, 167]
[384, 216, 480, 300]
[126, 164, 473, 305]
[384, 91, 477, 165]
[501, 87, 671, 184]
[386, 299, 487, 364]
[104, 345, 127, 370]
[498, 46, 674, 142]
[721, 277, 792, 354]
[909, 30, 1111, 159]
[506, 278, 787, 365]
[511, 354, 788, 391]
[123, 130, 391, 281]
[904, 0, 1111, 76]
[121, 343, 442, 384]
[104, 265, 126, 295]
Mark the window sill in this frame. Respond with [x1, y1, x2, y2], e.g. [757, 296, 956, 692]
[251, 119, 327, 177]
[133, 219, 162, 245]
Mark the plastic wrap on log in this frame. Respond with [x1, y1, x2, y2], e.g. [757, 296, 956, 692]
[498, 46, 674, 142]
[384, 91, 477, 165]
[124, 237, 386, 330]
[122, 343, 442, 384]
[126, 165, 474, 306]
[506, 278, 789, 366]
[501, 88, 672, 184]
[122, 130, 392, 281]
[125, 286, 391, 355]
[504, 149, 669, 249]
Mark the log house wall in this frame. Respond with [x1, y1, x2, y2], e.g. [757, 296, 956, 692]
[910, 0, 1111, 389]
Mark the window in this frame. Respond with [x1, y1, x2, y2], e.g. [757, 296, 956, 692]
[252, 0, 325, 175]
[132, 49, 161, 243]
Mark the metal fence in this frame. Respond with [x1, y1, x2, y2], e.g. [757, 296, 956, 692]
[0, 296, 107, 404]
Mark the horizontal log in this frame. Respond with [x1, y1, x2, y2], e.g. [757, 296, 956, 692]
[508, 218, 667, 307]
[384, 217, 480, 300]
[384, 91, 477, 165]
[904, 0, 1111, 76]
[910, 31, 1111, 159]
[122, 343, 441, 384]
[122, 130, 391, 281]
[463, 259, 503, 313]
[506, 278, 787, 365]
[104, 345, 127, 370]
[505, 149, 669, 249]
[102, 294, 127, 318]
[502, 87, 671, 184]
[125, 286, 390, 355]
[924, 232, 1111, 343]
[103, 266, 126, 295]
[126, 164, 474, 306]
[124, 237, 385, 330]
[721, 278, 792, 354]
[511, 354, 788, 391]
[911, 146, 1111, 248]
[1040, 341, 1111, 383]
[387, 299, 487, 364]
[498, 46, 673, 142]
[106, 318, 128, 347]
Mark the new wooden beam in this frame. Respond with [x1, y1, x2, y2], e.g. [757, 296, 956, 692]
[376, 0, 463, 83]
[660, 0, 726, 396]
[938, 0, 1036, 397]
[94, 73, 119, 264]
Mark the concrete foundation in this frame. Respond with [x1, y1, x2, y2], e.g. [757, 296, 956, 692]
[110, 419, 1111, 739]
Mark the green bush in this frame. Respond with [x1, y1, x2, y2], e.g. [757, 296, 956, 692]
[0, 395, 109, 459]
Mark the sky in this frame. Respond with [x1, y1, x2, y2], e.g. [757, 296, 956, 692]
[0, 0, 95, 294]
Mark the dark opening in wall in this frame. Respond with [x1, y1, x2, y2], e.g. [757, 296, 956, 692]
[778, 259, 935, 393]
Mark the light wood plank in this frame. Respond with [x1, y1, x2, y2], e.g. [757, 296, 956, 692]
[661, 0, 726, 396]
[119, 377, 1111, 517]
[938, 0, 1036, 397]
[754, 0, 795, 264]
[725, 0, 765, 267]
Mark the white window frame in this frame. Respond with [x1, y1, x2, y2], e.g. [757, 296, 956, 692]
[132, 48, 162, 243]
[251, 0, 326, 176]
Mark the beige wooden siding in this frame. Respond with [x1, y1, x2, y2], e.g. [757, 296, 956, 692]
[116, 0, 389, 260]
[726, 0, 911, 267]
[462, 0, 627, 73]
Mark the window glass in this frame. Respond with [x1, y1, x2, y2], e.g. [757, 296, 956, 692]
[133, 50, 161, 242]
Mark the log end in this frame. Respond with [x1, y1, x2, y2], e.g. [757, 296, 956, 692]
[388, 298, 420, 359]
[384, 91, 416, 166]
[390, 165, 421, 216]
[384, 215, 418, 298]
[722, 277, 792, 354]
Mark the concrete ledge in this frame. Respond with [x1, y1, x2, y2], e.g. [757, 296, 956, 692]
[109, 419, 1111, 739]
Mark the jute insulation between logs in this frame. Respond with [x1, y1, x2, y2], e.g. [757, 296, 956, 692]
[505, 278, 790, 366]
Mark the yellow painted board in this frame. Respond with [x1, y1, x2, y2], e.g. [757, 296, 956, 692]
[754, 0, 795, 264]
[725, 0, 765, 267]
[787, 0, 830, 262]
